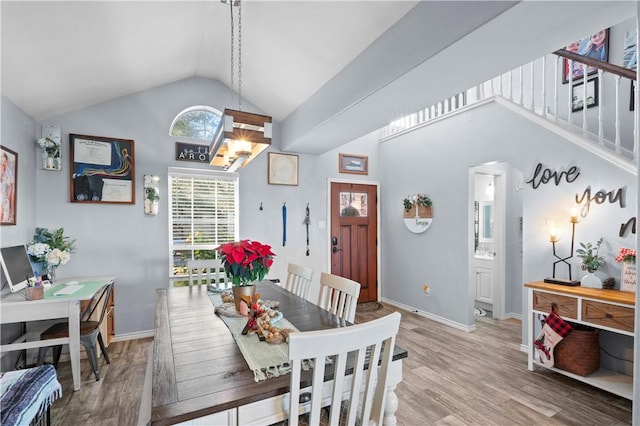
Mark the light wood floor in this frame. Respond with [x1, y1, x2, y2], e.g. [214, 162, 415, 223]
[49, 305, 632, 425]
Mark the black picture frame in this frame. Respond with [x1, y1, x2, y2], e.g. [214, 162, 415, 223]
[562, 28, 609, 84]
[0, 145, 18, 225]
[571, 78, 599, 112]
[631, 80, 635, 112]
[69, 133, 136, 204]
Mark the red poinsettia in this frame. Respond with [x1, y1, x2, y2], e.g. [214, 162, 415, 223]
[216, 240, 275, 286]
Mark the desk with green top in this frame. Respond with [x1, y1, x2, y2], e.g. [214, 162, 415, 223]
[0, 276, 114, 391]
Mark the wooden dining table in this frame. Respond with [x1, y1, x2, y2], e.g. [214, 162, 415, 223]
[151, 281, 407, 425]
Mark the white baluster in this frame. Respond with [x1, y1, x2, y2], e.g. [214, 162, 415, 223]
[615, 74, 622, 154]
[582, 73, 587, 134]
[554, 56, 559, 121]
[568, 60, 574, 127]
[519, 66, 524, 106]
[541, 56, 547, 118]
[597, 69, 604, 146]
[529, 61, 535, 111]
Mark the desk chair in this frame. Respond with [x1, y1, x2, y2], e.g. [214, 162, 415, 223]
[187, 259, 230, 289]
[286, 312, 401, 426]
[284, 263, 313, 300]
[317, 272, 361, 323]
[37, 282, 113, 381]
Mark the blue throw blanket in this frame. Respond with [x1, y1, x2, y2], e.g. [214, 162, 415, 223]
[0, 365, 62, 426]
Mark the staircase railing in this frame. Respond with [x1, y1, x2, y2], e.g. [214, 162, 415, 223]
[380, 51, 638, 166]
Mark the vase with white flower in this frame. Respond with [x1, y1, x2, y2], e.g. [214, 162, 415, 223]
[27, 227, 75, 284]
[37, 136, 62, 170]
[215, 240, 275, 313]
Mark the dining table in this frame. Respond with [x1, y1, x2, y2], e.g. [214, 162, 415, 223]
[151, 281, 407, 425]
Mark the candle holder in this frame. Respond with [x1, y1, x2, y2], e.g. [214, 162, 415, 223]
[544, 215, 580, 286]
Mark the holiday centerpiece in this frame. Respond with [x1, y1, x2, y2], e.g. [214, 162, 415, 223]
[27, 227, 75, 283]
[215, 240, 275, 312]
[576, 238, 604, 288]
[615, 247, 637, 292]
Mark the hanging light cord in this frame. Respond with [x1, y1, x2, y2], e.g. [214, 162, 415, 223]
[237, 0, 243, 110]
[229, 2, 235, 108]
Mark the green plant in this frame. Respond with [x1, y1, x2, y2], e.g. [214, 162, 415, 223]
[576, 237, 604, 273]
[403, 193, 432, 212]
[145, 187, 160, 203]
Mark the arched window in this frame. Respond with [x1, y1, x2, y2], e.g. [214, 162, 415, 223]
[170, 106, 222, 141]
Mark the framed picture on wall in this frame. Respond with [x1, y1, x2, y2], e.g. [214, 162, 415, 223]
[631, 80, 636, 112]
[339, 153, 368, 175]
[571, 78, 599, 112]
[1, 145, 18, 225]
[268, 152, 298, 186]
[562, 28, 609, 84]
[69, 134, 136, 204]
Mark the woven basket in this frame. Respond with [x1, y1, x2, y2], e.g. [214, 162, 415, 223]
[554, 324, 600, 376]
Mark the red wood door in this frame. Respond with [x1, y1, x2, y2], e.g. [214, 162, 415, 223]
[330, 182, 378, 303]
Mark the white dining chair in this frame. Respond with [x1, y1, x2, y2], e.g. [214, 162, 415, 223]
[286, 311, 401, 426]
[284, 263, 313, 300]
[317, 272, 361, 323]
[186, 259, 230, 289]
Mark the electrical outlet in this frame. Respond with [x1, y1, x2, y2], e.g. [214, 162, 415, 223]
[423, 284, 431, 297]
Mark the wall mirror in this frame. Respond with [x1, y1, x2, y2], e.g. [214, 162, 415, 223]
[479, 201, 493, 242]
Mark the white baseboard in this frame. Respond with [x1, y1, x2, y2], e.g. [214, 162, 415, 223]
[111, 330, 154, 342]
[381, 298, 476, 333]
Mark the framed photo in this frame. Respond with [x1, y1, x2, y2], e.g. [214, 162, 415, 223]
[69, 134, 136, 204]
[562, 28, 609, 84]
[1, 145, 18, 225]
[339, 153, 368, 175]
[268, 152, 298, 186]
[571, 78, 598, 112]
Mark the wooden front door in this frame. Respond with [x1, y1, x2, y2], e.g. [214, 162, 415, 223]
[330, 182, 378, 303]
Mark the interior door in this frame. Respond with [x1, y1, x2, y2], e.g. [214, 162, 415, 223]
[330, 182, 378, 303]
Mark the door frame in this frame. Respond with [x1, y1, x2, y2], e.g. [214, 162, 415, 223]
[327, 178, 381, 301]
[470, 166, 506, 320]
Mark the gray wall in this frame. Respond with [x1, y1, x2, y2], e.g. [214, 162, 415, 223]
[379, 100, 636, 333]
[1, 96, 37, 370]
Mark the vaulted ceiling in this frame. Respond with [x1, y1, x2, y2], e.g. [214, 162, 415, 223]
[1, 1, 635, 154]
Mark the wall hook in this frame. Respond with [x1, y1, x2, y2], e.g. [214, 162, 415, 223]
[259, 202, 263, 211]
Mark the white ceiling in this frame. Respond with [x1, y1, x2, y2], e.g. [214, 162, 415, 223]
[1, 1, 636, 154]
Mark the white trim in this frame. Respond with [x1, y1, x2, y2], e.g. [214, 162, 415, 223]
[111, 330, 154, 342]
[382, 298, 476, 333]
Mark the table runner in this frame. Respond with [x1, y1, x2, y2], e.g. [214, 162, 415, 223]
[209, 293, 310, 382]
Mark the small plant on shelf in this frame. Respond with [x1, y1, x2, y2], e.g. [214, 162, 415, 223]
[576, 237, 605, 273]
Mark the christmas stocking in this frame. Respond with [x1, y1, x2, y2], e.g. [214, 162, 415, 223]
[534, 311, 573, 367]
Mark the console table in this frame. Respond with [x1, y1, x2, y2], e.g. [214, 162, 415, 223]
[524, 281, 634, 399]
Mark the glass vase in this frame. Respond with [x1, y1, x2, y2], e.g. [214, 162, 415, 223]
[46, 264, 57, 284]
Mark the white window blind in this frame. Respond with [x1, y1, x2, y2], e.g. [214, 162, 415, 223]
[168, 167, 238, 285]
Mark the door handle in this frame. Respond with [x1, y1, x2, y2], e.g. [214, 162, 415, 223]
[332, 246, 342, 253]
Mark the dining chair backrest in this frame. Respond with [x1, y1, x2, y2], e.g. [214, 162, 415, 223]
[317, 272, 361, 323]
[187, 259, 230, 289]
[286, 311, 401, 426]
[81, 281, 113, 324]
[284, 263, 313, 300]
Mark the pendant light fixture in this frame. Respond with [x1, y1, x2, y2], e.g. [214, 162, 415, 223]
[210, 0, 272, 172]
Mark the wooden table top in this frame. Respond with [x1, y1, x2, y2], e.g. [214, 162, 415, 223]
[524, 281, 635, 305]
[151, 281, 407, 425]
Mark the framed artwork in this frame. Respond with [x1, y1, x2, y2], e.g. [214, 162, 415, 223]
[631, 80, 635, 112]
[268, 152, 298, 186]
[69, 134, 136, 204]
[175, 142, 209, 163]
[571, 78, 599, 112]
[623, 29, 637, 69]
[1, 145, 18, 225]
[562, 28, 609, 84]
[339, 153, 368, 175]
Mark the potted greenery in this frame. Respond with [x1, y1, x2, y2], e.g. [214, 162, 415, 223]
[576, 237, 604, 288]
[403, 193, 433, 218]
[144, 187, 160, 215]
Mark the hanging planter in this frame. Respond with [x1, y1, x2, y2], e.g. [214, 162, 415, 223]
[403, 193, 433, 233]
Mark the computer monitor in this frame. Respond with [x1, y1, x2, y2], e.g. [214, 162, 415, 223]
[0, 244, 35, 293]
